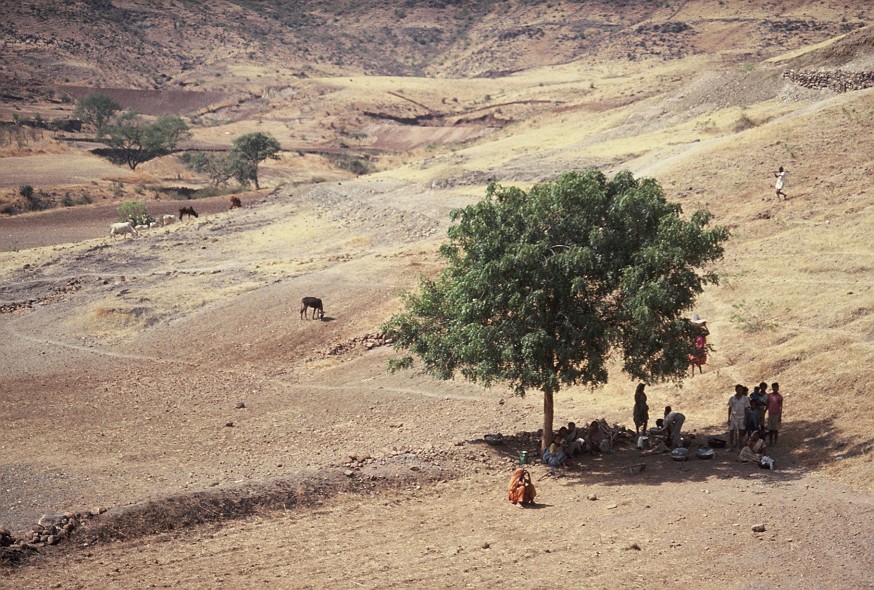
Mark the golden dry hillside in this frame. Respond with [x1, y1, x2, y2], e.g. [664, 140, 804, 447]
[0, 2, 872, 587]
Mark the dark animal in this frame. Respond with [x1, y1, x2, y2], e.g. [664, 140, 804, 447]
[300, 297, 325, 320]
[230, 196, 242, 209]
[179, 206, 198, 219]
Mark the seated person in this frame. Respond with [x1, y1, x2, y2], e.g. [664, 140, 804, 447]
[584, 420, 606, 453]
[507, 468, 537, 507]
[739, 431, 767, 463]
[565, 421, 585, 456]
[542, 434, 569, 468]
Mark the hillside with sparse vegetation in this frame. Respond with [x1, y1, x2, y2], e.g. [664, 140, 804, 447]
[1, 1, 872, 587]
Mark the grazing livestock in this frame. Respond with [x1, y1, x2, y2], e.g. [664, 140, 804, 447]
[109, 221, 139, 238]
[162, 214, 177, 226]
[230, 196, 242, 209]
[300, 297, 325, 320]
[179, 206, 198, 220]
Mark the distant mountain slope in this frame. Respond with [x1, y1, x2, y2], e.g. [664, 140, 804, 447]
[1, 0, 868, 92]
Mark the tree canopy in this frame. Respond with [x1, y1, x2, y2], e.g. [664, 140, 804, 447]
[73, 92, 121, 136]
[229, 132, 281, 189]
[382, 169, 729, 450]
[105, 112, 189, 169]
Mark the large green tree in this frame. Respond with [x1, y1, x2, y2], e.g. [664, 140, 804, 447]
[229, 132, 280, 189]
[382, 169, 729, 451]
[105, 112, 189, 169]
[73, 92, 122, 136]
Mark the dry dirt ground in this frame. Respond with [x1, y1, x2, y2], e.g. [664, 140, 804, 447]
[1, 175, 872, 589]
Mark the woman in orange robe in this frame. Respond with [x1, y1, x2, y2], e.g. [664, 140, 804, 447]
[507, 468, 537, 507]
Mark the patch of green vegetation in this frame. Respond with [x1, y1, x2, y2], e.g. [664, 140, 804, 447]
[116, 201, 154, 226]
[730, 299, 778, 333]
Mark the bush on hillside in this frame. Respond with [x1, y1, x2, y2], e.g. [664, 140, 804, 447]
[117, 201, 154, 226]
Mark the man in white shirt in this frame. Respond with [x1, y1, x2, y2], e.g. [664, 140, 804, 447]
[728, 384, 751, 449]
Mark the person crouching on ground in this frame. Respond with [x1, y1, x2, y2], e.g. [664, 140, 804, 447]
[662, 406, 686, 449]
[508, 468, 537, 508]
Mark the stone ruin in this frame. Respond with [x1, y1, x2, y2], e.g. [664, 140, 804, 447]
[1, 509, 104, 566]
[323, 332, 393, 357]
[783, 69, 874, 93]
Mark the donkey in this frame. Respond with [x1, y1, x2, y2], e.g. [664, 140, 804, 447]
[300, 297, 325, 320]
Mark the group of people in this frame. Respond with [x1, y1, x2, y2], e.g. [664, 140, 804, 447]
[728, 381, 784, 458]
[540, 420, 616, 471]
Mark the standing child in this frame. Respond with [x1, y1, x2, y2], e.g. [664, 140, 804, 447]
[766, 382, 784, 445]
[773, 166, 788, 200]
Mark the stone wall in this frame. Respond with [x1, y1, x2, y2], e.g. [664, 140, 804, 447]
[783, 69, 874, 93]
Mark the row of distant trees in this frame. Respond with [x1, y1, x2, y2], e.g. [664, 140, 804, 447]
[74, 92, 280, 188]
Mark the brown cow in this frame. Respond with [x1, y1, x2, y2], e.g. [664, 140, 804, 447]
[230, 196, 242, 209]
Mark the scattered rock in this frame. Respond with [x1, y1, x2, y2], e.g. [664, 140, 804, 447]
[752, 524, 766, 533]
[587, 493, 598, 501]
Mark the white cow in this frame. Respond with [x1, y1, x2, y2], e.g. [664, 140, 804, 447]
[162, 214, 176, 226]
[109, 221, 139, 238]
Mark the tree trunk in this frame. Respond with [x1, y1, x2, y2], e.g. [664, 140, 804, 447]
[541, 387, 554, 452]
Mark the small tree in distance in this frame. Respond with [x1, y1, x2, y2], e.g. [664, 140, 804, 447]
[382, 169, 729, 451]
[73, 92, 121, 136]
[230, 132, 280, 189]
[105, 112, 189, 169]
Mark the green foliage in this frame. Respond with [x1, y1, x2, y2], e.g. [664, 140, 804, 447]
[382, 169, 728, 448]
[105, 112, 190, 169]
[18, 184, 46, 211]
[229, 132, 280, 189]
[61, 192, 92, 207]
[333, 154, 372, 176]
[116, 201, 154, 226]
[180, 152, 235, 187]
[729, 299, 778, 333]
[73, 92, 121, 135]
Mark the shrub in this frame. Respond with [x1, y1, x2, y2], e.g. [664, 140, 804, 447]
[729, 299, 778, 333]
[116, 201, 154, 226]
[733, 114, 757, 132]
[334, 155, 372, 176]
